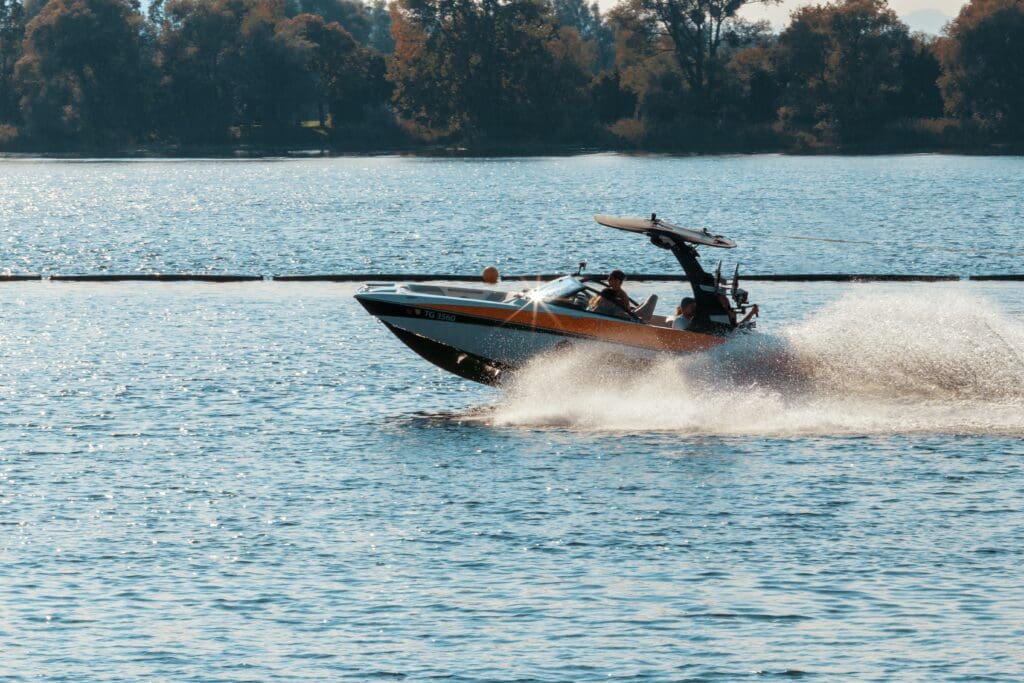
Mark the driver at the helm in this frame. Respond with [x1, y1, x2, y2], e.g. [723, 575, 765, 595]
[589, 287, 633, 320]
[588, 270, 658, 322]
[605, 269, 631, 310]
[588, 269, 632, 319]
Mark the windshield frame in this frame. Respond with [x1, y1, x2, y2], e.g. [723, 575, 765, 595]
[528, 277, 587, 303]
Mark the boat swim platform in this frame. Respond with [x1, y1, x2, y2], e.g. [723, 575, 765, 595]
[1, 273, 1022, 283]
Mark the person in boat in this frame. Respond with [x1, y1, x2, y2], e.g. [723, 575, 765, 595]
[589, 287, 632, 320]
[673, 296, 758, 330]
[588, 270, 658, 322]
[606, 269, 631, 310]
[588, 269, 632, 318]
[672, 297, 697, 330]
[724, 297, 759, 326]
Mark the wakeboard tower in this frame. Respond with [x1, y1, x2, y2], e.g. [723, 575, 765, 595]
[355, 214, 757, 384]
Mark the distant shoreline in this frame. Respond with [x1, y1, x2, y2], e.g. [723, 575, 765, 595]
[3, 142, 1023, 159]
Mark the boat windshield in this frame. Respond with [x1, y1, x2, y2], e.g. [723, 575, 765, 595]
[529, 277, 585, 302]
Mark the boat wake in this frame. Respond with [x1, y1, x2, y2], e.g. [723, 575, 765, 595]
[480, 291, 1024, 436]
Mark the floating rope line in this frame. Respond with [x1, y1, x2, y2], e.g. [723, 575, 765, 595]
[48, 274, 263, 282]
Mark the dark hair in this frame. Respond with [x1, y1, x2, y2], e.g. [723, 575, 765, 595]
[609, 269, 625, 281]
[680, 297, 695, 307]
[599, 287, 617, 300]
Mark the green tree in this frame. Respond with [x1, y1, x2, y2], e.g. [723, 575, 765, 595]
[620, 0, 780, 116]
[937, 0, 1024, 137]
[895, 33, 943, 119]
[590, 69, 636, 122]
[232, 3, 315, 141]
[550, 0, 613, 70]
[291, 12, 389, 127]
[775, 0, 917, 143]
[286, 0, 371, 42]
[0, 0, 26, 125]
[607, 0, 771, 143]
[154, 0, 247, 144]
[388, 0, 592, 142]
[14, 0, 146, 148]
[155, 0, 316, 145]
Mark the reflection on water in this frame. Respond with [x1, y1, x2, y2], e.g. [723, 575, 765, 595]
[1, 280, 1023, 679]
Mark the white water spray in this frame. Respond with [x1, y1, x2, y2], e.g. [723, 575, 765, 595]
[484, 291, 1024, 436]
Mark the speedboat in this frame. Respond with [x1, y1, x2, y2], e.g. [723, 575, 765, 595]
[355, 214, 758, 384]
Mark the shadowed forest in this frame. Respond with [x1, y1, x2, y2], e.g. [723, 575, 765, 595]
[0, 0, 1021, 154]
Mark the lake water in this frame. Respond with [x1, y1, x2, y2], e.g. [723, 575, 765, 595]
[1, 154, 1023, 276]
[1, 155, 1023, 681]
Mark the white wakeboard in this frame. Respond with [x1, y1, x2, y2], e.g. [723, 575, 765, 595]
[594, 214, 737, 249]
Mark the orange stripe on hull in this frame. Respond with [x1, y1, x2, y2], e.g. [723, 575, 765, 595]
[430, 303, 725, 353]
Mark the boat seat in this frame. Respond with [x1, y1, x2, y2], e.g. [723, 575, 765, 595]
[634, 294, 658, 323]
[648, 314, 670, 327]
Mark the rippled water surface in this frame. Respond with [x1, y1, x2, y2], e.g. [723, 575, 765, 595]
[2, 156, 1024, 681]
[1, 154, 1023, 275]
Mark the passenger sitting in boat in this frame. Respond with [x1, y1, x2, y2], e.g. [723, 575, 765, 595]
[672, 297, 697, 330]
[678, 294, 758, 329]
[588, 287, 632, 320]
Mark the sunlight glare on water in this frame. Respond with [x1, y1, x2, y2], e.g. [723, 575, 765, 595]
[1, 154, 1023, 275]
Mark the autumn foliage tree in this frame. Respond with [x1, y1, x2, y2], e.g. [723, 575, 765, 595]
[287, 0, 372, 41]
[550, 0, 614, 70]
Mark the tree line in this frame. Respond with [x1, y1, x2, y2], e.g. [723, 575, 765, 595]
[0, 0, 1021, 153]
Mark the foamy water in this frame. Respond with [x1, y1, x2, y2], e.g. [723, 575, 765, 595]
[488, 291, 1024, 435]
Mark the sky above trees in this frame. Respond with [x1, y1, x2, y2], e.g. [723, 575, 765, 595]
[738, 0, 958, 31]
[588, 0, 962, 32]
[129, 0, 966, 37]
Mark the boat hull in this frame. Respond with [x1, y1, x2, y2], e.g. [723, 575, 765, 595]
[355, 284, 727, 385]
[382, 322, 514, 384]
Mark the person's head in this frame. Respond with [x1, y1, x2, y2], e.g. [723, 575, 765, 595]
[609, 269, 626, 288]
[678, 297, 696, 318]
